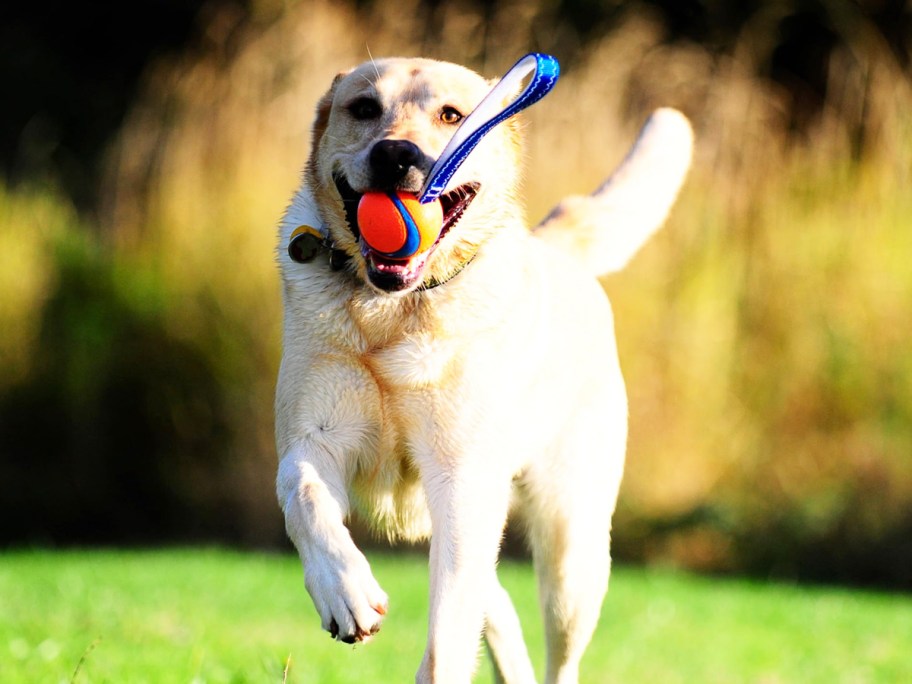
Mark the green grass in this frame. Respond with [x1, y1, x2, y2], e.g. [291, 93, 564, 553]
[1, 549, 910, 683]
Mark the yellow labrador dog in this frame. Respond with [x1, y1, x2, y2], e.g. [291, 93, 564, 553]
[275, 57, 692, 683]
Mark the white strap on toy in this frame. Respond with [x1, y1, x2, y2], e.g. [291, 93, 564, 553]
[419, 53, 560, 203]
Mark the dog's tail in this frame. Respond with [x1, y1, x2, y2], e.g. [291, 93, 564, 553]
[533, 108, 694, 277]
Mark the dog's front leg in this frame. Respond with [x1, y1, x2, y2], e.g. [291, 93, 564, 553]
[275, 360, 388, 644]
[277, 446, 388, 642]
[414, 451, 515, 684]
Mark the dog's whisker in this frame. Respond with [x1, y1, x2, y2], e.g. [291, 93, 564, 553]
[365, 44, 381, 82]
[354, 72, 375, 88]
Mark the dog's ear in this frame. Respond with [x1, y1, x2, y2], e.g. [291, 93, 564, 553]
[308, 70, 349, 170]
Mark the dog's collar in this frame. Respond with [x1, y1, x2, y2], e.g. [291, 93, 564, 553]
[288, 225, 349, 271]
[288, 224, 476, 291]
[418, 250, 477, 291]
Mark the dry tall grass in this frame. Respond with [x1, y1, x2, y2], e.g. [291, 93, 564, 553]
[4, 0, 910, 581]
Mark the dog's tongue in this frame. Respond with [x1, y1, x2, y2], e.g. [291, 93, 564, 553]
[369, 254, 422, 275]
[363, 242, 432, 292]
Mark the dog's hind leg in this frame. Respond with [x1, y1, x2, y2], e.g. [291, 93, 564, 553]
[484, 577, 537, 683]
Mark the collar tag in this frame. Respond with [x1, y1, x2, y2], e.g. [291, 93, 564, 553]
[288, 225, 327, 263]
[419, 53, 560, 204]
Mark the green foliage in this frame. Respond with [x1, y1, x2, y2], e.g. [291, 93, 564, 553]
[0, 184, 283, 546]
[1, 550, 910, 683]
[607, 158, 912, 585]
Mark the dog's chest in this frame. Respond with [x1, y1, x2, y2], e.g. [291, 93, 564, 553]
[361, 333, 459, 389]
[346, 337, 462, 541]
[339, 303, 462, 539]
[346, 292, 461, 389]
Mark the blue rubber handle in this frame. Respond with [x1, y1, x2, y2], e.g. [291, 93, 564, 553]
[419, 53, 560, 203]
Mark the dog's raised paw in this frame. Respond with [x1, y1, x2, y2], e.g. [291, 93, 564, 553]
[303, 546, 389, 644]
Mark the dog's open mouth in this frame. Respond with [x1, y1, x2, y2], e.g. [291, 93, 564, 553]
[334, 175, 479, 292]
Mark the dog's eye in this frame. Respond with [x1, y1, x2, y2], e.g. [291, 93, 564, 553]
[440, 106, 463, 125]
[347, 97, 382, 121]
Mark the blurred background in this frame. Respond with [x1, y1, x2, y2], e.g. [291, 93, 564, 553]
[1, 0, 910, 589]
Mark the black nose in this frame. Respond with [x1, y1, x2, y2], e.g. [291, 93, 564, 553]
[369, 139, 422, 188]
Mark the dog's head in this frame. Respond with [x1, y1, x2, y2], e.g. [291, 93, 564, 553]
[306, 58, 524, 294]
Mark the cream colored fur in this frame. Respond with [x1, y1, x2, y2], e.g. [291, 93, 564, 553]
[275, 57, 692, 684]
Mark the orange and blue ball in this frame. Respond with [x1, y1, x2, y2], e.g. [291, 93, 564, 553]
[357, 192, 444, 258]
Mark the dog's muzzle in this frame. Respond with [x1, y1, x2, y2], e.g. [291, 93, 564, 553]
[368, 140, 428, 191]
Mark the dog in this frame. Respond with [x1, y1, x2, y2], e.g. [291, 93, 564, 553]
[275, 56, 692, 683]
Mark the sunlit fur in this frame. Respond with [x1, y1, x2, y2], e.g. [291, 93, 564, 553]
[275, 57, 692, 684]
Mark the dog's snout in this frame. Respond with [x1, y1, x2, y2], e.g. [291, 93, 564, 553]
[369, 140, 422, 189]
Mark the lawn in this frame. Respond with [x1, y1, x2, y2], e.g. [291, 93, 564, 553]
[1, 549, 909, 683]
